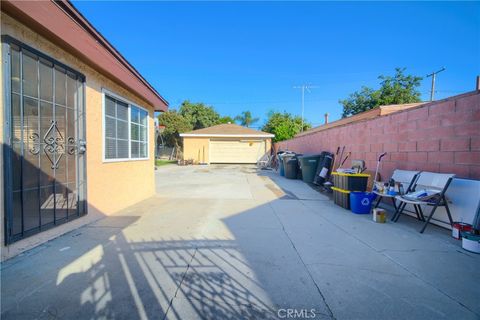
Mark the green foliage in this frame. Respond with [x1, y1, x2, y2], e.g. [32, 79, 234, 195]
[158, 110, 192, 147]
[377, 68, 423, 105]
[340, 86, 380, 118]
[340, 68, 423, 117]
[218, 116, 235, 124]
[155, 159, 176, 166]
[234, 111, 259, 127]
[179, 100, 221, 130]
[262, 111, 311, 142]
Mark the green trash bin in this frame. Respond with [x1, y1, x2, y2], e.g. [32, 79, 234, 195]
[298, 154, 322, 183]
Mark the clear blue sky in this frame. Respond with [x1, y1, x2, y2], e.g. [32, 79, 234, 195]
[73, 1, 479, 127]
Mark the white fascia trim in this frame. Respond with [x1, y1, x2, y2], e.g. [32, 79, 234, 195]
[180, 133, 274, 138]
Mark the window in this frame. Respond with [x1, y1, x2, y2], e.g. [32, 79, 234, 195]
[130, 106, 148, 158]
[103, 91, 149, 161]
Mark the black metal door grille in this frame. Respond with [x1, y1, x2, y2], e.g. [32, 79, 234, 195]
[3, 37, 87, 244]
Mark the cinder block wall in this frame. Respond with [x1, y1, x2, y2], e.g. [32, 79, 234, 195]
[276, 91, 480, 180]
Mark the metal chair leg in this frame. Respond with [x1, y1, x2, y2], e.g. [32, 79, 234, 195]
[417, 205, 426, 221]
[391, 197, 398, 211]
[396, 202, 408, 222]
[413, 205, 421, 220]
[420, 203, 441, 233]
[391, 200, 401, 221]
[374, 195, 382, 209]
[393, 202, 407, 222]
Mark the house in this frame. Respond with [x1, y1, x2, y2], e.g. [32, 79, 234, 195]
[180, 123, 274, 164]
[0, 0, 168, 259]
[296, 102, 426, 137]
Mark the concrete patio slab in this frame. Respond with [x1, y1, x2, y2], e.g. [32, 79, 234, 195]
[1, 164, 478, 320]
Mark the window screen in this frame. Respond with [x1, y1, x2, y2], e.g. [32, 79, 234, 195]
[130, 106, 148, 158]
[104, 93, 149, 160]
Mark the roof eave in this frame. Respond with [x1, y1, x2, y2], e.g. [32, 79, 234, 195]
[2, 0, 168, 111]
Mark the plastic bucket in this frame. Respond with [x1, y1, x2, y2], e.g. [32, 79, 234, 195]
[350, 192, 376, 214]
[452, 222, 473, 240]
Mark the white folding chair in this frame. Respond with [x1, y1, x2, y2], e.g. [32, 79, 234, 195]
[373, 169, 420, 212]
[392, 172, 455, 233]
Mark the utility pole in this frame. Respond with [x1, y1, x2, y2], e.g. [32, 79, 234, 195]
[293, 84, 317, 132]
[426, 67, 445, 101]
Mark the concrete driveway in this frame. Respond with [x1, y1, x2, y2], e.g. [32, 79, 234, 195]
[1, 164, 479, 320]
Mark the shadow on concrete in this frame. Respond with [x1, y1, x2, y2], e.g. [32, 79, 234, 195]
[1, 166, 479, 320]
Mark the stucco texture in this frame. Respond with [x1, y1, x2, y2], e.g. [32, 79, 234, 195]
[182, 137, 272, 164]
[1, 13, 156, 258]
[182, 137, 210, 163]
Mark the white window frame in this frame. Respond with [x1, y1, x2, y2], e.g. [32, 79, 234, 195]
[102, 88, 149, 162]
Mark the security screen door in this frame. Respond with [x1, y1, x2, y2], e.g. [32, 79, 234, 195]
[3, 37, 87, 244]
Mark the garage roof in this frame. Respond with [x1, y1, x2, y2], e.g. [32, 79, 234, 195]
[180, 123, 274, 138]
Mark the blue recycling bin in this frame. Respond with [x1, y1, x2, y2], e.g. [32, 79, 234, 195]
[350, 192, 376, 214]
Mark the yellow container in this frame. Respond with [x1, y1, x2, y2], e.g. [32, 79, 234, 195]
[373, 208, 387, 223]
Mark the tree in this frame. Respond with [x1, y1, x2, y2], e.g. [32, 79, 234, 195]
[158, 110, 192, 147]
[262, 111, 311, 142]
[340, 86, 380, 118]
[179, 100, 220, 130]
[218, 116, 235, 124]
[235, 111, 259, 127]
[340, 68, 423, 117]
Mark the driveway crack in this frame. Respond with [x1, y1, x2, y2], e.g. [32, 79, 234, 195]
[269, 203, 336, 320]
[162, 247, 198, 320]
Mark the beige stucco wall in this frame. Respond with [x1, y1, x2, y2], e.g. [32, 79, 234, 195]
[182, 136, 272, 164]
[0, 13, 156, 260]
[266, 138, 272, 155]
[182, 137, 210, 164]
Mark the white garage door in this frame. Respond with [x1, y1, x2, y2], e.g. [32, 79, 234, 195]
[210, 139, 266, 163]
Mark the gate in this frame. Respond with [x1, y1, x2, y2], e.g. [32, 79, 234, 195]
[2, 36, 87, 244]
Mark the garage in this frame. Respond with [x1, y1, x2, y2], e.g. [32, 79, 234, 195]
[210, 139, 266, 163]
[180, 123, 274, 164]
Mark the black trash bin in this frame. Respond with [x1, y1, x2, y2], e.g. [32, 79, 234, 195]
[282, 154, 296, 176]
[285, 158, 298, 179]
[313, 152, 334, 185]
[294, 154, 303, 179]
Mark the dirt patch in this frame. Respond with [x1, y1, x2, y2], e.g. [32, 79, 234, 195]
[264, 183, 297, 200]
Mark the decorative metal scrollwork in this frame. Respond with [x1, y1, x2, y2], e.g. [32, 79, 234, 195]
[27, 121, 77, 168]
[43, 120, 65, 169]
[29, 133, 40, 155]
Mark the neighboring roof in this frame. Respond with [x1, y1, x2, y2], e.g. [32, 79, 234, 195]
[2, 0, 168, 111]
[180, 123, 274, 138]
[296, 102, 426, 138]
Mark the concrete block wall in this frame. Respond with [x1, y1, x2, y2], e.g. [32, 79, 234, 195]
[276, 91, 480, 180]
